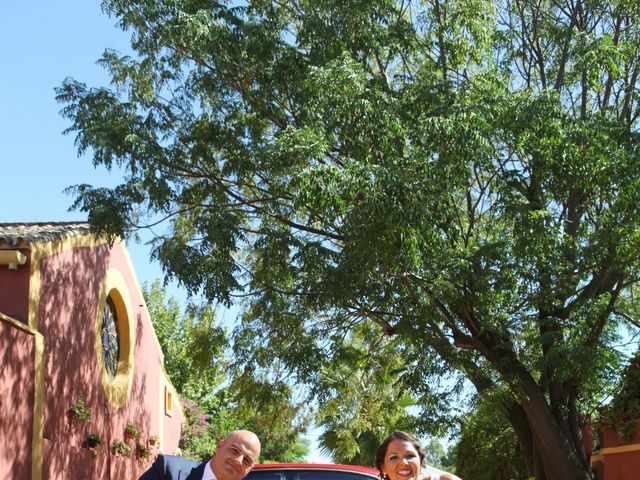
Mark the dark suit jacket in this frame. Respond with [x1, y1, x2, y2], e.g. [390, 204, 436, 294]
[138, 454, 207, 480]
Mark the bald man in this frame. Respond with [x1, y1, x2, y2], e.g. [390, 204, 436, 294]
[138, 430, 261, 480]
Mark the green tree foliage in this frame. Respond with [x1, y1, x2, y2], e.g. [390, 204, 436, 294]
[179, 398, 235, 462]
[144, 281, 237, 460]
[424, 439, 455, 473]
[58, 1, 640, 478]
[230, 370, 311, 462]
[603, 349, 640, 442]
[451, 394, 528, 480]
[144, 280, 227, 408]
[144, 281, 309, 461]
[315, 322, 420, 465]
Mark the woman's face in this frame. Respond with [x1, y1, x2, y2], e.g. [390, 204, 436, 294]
[381, 439, 422, 480]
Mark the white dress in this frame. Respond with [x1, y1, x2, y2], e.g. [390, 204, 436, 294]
[421, 466, 462, 480]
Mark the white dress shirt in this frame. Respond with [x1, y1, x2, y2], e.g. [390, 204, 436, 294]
[201, 460, 217, 480]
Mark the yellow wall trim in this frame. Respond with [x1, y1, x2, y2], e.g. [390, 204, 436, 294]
[591, 443, 640, 466]
[159, 362, 184, 418]
[0, 311, 38, 335]
[0, 249, 27, 269]
[31, 333, 44, 480]
[597, 443, 640, 455]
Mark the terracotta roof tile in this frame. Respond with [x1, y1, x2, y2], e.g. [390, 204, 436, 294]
[0, 222, 91, 246]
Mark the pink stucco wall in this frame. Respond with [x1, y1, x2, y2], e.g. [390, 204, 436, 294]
[602, 450, 640, 480]
[589, 422, 640, 480]
[0, 248, 31, 322]
[35, 241, 183, 479]
[601, 422, 640, 480]
[600, 421, 640, 448]
[0, 319, 35, 479]
[42, 439, 108, 479]
[161, 392, 184, 452]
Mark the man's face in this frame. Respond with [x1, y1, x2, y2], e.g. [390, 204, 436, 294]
[211, 431, 261, 480]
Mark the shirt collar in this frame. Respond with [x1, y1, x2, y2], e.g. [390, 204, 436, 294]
[201, 460, 217, 480]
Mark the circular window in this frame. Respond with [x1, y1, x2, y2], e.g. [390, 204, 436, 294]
[101, 296, 120, 380]
[95, 268, 135, 407]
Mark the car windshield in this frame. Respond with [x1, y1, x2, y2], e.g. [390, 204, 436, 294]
[247, 470, 376, 480]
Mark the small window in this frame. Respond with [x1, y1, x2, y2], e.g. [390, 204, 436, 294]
[165, 386, 173, 416]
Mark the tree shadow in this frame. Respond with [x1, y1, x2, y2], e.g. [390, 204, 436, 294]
[0, 318, 36, 478]
[35, 243, 159, 479]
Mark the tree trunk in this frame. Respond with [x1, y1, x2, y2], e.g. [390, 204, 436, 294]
[507, 401, 545, 479]
[512, 371, 594, 480]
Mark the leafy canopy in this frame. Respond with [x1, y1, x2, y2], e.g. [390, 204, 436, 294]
[58, 1, 640, 478]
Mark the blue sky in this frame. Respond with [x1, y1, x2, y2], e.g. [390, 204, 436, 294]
[0, 1, 329, 462]
[0, 2, 153, 273]
[0, 1, 205, 304]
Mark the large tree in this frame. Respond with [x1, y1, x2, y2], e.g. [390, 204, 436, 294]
[58, 0, 640, 478]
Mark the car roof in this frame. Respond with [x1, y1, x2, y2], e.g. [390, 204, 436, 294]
[252, 463, 379, 476]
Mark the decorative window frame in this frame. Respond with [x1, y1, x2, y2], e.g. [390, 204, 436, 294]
[94, 268, 135, 407]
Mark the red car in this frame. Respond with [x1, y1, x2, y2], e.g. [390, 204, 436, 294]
[247, 463, 461, 480]
[247, 463, 380, 480]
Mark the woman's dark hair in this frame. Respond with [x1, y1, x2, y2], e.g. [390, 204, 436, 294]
[375, 431, 426, 478]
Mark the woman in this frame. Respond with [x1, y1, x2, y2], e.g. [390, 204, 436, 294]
[375, 431, 461, 480]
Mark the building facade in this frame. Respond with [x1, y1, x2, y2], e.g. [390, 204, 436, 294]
[589, 421, 640, 480]
[0, 222, 184, 479]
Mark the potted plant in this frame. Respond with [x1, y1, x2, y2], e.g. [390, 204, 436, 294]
[112, 439, 132, 457]
[148, 434, 160, 448]
[136, 442, 152, 461]
[124, 421, 141, 440]
[69, 395, 92, 423]
[86, 433, 103, 449]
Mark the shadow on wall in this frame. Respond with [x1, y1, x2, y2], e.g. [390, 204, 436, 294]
[0, 320, 36, 479]
[37, 244, 154, 479]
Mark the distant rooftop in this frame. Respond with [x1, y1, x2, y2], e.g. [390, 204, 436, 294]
[0, 222, 91, 246]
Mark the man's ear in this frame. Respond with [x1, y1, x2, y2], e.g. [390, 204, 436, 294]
[216, 439, 225, 449]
